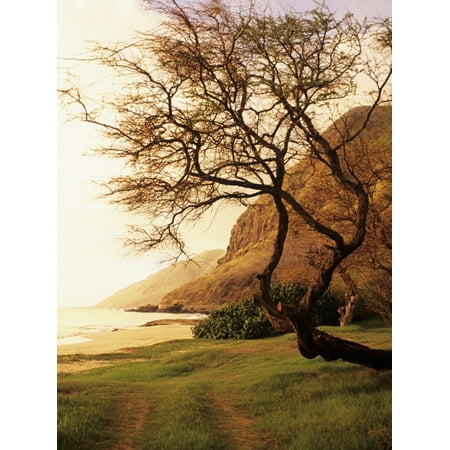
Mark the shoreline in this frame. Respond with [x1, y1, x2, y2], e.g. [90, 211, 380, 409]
[57, 324, 195, 355]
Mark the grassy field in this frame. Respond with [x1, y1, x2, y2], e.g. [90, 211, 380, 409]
[58, 322, 391, 449]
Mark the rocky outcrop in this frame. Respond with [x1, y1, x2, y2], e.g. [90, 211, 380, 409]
[159, 203, 322, 311]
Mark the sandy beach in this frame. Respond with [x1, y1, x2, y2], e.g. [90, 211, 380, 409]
[57, 324, 194, 355]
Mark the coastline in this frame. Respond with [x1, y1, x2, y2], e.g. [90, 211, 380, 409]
[57, 324, 194, 355]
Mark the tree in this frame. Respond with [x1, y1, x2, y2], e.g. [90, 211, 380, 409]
[327, 105, 392, 327]
[60, 0, 392, 370]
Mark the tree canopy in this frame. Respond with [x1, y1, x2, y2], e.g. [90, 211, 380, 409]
[60, 0, 392, 369]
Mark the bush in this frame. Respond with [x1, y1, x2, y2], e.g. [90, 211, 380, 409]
[269, 283, 307, 307]
[192, 283, 343, 340]
[269, 282, 342, 326]
[192, 299, 280, 340]
[311, 290, 343, 326]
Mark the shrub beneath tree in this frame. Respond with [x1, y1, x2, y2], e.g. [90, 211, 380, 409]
[192, 299, 280, 340]
[193, 283, 343, 340]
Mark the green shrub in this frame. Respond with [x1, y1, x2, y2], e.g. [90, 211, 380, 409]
[269, 282, 307, 307]
[269, 282, 342, 326]
[192, 283, 343, 340]
[192, 299, 280, 340]
[311, 290, 343, 326]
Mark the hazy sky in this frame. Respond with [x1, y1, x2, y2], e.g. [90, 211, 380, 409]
[57, 0, 392, 308]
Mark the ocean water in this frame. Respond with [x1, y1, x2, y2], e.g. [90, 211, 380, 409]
[57, 307, 205, 346]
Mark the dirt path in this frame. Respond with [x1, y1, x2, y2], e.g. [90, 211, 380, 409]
[210, 391, 264, 450]
[107, 391, 152, 450]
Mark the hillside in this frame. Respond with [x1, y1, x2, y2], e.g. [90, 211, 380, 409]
[160, 105, 391, 312]
[97, 249, 225, 309]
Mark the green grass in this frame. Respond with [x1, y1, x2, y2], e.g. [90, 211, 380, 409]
[58, 324, 391, 449]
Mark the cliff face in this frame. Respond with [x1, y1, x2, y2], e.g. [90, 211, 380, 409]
[97, 249, 225, 309]
[159, 203, 321, 311]
[160, 106, 391, 312]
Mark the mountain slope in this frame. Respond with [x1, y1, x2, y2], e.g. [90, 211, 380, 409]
[160, 105, 391, 312]
[97, 249, 225, 309]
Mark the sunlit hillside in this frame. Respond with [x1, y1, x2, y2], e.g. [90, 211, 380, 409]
[160, 105, 391, 313]
[97, 249, 225, 309]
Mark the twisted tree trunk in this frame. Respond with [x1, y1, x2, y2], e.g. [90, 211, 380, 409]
[253, 193, 392, 371]
[279, 301, 392, 371]
[254, 287, 392, 371]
